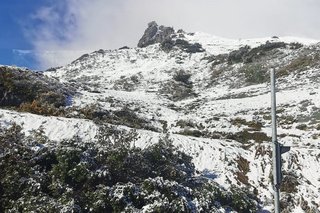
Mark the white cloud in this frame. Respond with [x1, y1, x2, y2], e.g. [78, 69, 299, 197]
[26, 0, 320, 69]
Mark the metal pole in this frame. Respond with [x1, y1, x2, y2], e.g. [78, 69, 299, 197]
[271, 69, 281, 213]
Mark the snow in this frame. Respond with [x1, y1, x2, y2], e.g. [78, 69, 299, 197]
[0, 109, 98, 142]
[2, 31, 320, 211]
[185, 32, 320, 55]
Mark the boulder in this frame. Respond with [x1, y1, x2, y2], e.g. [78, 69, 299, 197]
[138, 21, 175, 48]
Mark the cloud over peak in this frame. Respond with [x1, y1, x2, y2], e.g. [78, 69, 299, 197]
[25, 0, 320, 69]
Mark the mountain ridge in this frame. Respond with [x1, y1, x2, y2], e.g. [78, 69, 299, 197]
[1, 22, 320, 212]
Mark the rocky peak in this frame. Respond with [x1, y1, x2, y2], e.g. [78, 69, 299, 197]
[137, 21, 175, 48]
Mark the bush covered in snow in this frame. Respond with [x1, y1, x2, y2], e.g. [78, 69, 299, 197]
[240, 63, 268, 84]
[159, 71, 196, 101]
[0, 124, 259, 212]
[0, 66, 71, 115]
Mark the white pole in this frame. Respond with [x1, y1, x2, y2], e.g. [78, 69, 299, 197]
[271, 69, 281, 213]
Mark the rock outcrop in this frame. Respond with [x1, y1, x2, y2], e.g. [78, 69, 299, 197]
[138, 21, 205, 53]
[138, 21, 175, 48]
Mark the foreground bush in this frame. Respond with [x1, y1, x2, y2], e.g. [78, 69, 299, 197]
[0, 125, 258, 212]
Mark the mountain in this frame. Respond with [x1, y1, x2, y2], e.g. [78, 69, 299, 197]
[1, 22, 320, 212]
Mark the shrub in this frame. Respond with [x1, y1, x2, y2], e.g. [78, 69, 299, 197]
[113, 74, 141, 91]
[0, 125, 260, 212]
[0, 66, 70, 113]
[277, 55, 318, 77]
[226, 130, 270, 143]
[178, 129, 205, 138]
[176, 119, 197, 128]
[159, 80, 196, 101]
[227, 41, 287, 64]
[38, 91, 66, 108]
[19, 100, 63, 116]
[296, 123, 307, 130]
[236, 157, 250, 184]
[280, 172, 299, 193]
[173, 70, 191, 85]
[289, 42, 303, 50]
[113, 107, 152, 130]
[228, 45, 251, 64]
[243, 41, 286, 63]
[230, 117, 263, 131]
[240, 63, 268, 84]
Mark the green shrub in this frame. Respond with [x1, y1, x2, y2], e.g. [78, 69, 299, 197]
[227, 41, 287, 64]
[113, 74, 141, 91]
[243, 41, 286, 63]
[228, 45, 250, 64]
[277, 55, 318, 77]
[226, 130, 270, 143]
[240, 63, 268, 84]
[159, 80, 196, 101]
[231, 117, 263, 131]
[296, 123, 308, 130]
[0, 66, 71, 117]
[0, 66, 69, 108]
[0, 125, 259, 212]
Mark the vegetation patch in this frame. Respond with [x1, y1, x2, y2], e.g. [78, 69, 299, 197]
[75, 104, 159, 132]
[277, 54, 320, 77]
[159, 80, 196, 101]
[173, 70, 192, 85]
[0, 125, 259, 212]
[296, 123, 308, 130]
[243, 41, 286, 63]
[280, 172, 299, 193]
[176, 119, 204, 130]
[178, 129, 205, 138]
[278, 115, 296, 126]
[226, 130, 270, 144]
[113, 74, 141, 91]
[228, 45, 251, 64]
[203, 54, 228, 66]
[240, 63, 269, 84]
[20, 100, 65, 116]
[161, 38, 205, 53]
[235, 156, 250, 185]
[230, 117, 263, 131]
[0, 66, 71, 115]
[228, 41, 291, 65]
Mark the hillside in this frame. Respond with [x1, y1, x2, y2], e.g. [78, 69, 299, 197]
[1, 22, 320, 212]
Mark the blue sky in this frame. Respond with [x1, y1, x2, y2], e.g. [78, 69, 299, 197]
[1, 0, 320, 70]
[0, 0, 49, 69]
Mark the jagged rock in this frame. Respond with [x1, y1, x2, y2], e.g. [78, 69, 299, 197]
[138, 21, 175, 48]
[138, 22, 204, 53]
[161, 38, 205, 53]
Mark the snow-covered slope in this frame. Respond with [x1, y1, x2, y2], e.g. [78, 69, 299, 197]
[1, 22, 320, 212]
